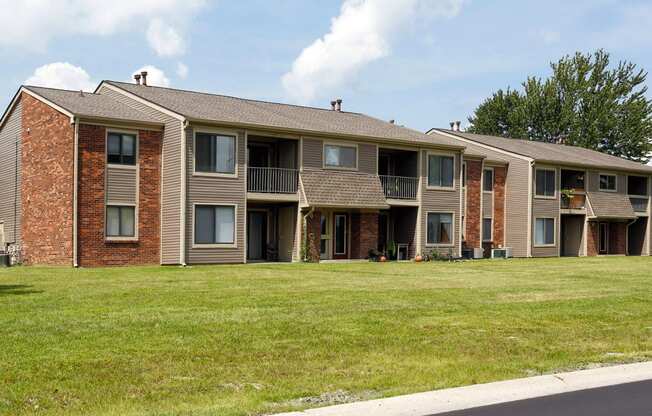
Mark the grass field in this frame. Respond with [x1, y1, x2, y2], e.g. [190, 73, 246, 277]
[1, 257, 651, 415]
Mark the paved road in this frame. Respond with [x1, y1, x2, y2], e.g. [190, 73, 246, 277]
[433, 380, 652, 416]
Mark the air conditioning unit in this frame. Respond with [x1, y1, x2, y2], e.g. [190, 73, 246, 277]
[473, 248, 484, 259]
[491, 247, 513, 259]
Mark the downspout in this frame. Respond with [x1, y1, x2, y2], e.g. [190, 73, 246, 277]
[180, 119, 189, 266]
[72, 117, 79, 267]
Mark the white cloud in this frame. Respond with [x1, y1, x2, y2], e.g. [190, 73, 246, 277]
[176, 62, 189, 79]
[147, 18, 185, 57]
[132, 66, 170, 87]
[282, 0, 464, 104]
[25, 62, 96, 91]
[0, 0, 207, 55]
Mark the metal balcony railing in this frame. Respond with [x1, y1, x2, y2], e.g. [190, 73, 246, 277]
[630, 197, 649, 213]
[247, 167, 298, 194]
[379, 175, 418, 200]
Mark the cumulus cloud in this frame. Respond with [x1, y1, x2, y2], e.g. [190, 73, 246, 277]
[25, 62, 96, 91]
[282, 0, 464, 104]
[0, 0, 207, 55]
[176, 62, 189, 79]
[147, 18, 185, 57]
[132, 65, 171, 87]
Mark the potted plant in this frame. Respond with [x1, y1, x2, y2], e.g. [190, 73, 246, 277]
[561, 188, 574, 208]
[415, 253, 423, 262]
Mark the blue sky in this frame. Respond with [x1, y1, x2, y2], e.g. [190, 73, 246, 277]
[2, 0, 652, 133]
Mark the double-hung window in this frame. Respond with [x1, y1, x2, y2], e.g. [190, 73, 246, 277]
[194, 205, 236, 245]
[535, 169, 556, 197]
[483, 168, 494, 192]
[428, 154, 455, 188]
[599, 174, 616, 192]
[195, 133, 236, 175]
[106, 205, 135, 238]
[482, 218, 493, 242]
[427, 213, 453, 245]
[324, 144, 357, 169]
[107, 133, 136, 165]
[535, 218, 555, 246]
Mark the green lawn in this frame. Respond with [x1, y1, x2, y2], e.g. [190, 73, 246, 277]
[1, 257, 651, 415]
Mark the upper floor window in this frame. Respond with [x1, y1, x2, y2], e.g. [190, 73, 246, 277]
[483, 168, 494, 192]
[599, 174, 617, 192]
[107, 133, 136, 165]
[324, 144, 357, 169]
[628, 175, 648, 196]
[428, 154, 454, 188]
[195, 132, 236, 175]
[535, 169, 556, 197]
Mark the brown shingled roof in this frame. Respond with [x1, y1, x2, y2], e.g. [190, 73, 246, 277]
[300, 169, 389, 209]
[586, 192, 637, 219]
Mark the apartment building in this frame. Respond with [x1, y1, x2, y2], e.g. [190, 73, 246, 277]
[0, 77, 468, 266]
[428, 129, 652, 257]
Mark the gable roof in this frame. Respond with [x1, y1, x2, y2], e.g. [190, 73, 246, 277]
[102, 81, 464, 149]
[300, 169, 389, 209]
[22, 86, 162, 125]
[429, 128, 652, 174]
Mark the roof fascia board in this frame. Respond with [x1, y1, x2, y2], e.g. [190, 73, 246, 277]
[21, 87, 76, 123]
[77, 116, 165, 130]
[431, 129, 533, 162]
[99, 82, 186, 122]
[534, 158, 652, 176]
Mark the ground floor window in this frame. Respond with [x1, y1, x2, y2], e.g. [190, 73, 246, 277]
[106, 205, 135, 237]
[483, 218, 493, 242]
[535, 217, 555, 246]
[427, 212, 453, 245]
[195, 205, 235, 245]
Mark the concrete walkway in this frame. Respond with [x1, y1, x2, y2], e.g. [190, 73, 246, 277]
[273, 361, 652, 416]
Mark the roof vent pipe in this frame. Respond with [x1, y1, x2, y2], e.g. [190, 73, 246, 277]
[336, 98, 342, 112]
[389, 119, 395, 124]
[455, 121, 461, 131]
[450, 121, 455, 130]
[330, 100, 336, 111]
[141, 71, 148, 86]
[134, 74, 141, 85]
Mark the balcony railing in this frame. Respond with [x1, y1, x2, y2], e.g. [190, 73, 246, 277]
[247, 167, 298, 194]
[630, 197, 649, 213]
[379, 175, 418, 200]
[561, 193, 586, 210]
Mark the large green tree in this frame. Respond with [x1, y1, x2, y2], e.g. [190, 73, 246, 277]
[467, 50, 652, 163]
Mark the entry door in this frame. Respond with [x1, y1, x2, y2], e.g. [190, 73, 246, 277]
[332, 213, 348, 259]
[247, 211, 267, 260]
[599, 222, 609, 254]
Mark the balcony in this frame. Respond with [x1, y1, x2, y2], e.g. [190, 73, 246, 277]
[380, 175, 418, 200]
[561, 193, 586, 210]
[248, 167, 298, 194]
[630, 197, 649, 213]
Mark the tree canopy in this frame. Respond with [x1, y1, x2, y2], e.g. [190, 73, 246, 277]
[467, 50, 652, 163]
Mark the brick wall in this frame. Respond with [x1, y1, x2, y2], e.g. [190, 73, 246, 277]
[609, 222, 626, 255]
[77, 124, 161, 266]
[20, 93, 74, 265]
[305, 210, 321, 262]
[351, 212, 379, 259]
[587, 221, 599, 256]
[493, 166, 506, 247]
[464, 160, 482, 249]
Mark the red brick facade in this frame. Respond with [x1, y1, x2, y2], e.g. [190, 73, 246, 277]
[464, 160, 482, 248]
[77, 124, 161, 266]
[20, 93, 75, 265]
[350, 212, 379, 259]
[493, 166, 506, 247]
[587, 221, 626, 256]
[587, 221, 599, 256]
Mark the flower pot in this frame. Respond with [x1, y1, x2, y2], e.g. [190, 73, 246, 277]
[379, 256, 387, 262]
[415, 255, 423, 262]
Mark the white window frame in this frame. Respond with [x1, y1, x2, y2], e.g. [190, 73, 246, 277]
[192, 128, 238, 178]
[105, 202, 138, 242]
[482, 217, 493, 242]
[106, 129, 138, 170]
[626, 174, 649, 197]
[534, 168, 557, 199]
[425, 211, 456, 247]
[426, 151, 456, 191]
[322, 141, 359, 171]
[598, 173, 617, 193]
[534, 217, 556, 247]
[191, 203, 238, 248]
[483, 167, 494, 193]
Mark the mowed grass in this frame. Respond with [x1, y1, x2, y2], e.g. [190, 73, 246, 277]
[1, 257, 652, 415]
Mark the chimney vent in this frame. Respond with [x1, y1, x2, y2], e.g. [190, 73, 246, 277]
[330, 100, 336, 111]
[450, 121, 455, 130]
[455, 121, 461, 131]
[389, 119, 395, 124]
[134, 74, 141, 85]
[335, 98, 342, 112]
[141, 71, 148, 86]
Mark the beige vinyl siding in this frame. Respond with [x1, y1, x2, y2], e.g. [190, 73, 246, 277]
[358, 143, 377, 174]
[302, 138, 322, 169]
[0, 99, 22, 244]
[98, 86, 182, 264]
[587, 170, 627, 194]
[420, 151, 462, 256]
[503, 160, 530, 257]
[532, 165, 560, 257]
[185, 126, 246, 264]
[106, 167, 137, 203]
[482, 191, 493, 218]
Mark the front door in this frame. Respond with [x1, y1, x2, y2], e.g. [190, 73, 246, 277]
[599, 222, 609, 254]
[247, 211, 267, 261]
[332, 213, 348, 259]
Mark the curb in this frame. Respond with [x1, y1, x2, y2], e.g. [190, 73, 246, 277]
[273, 361, 652, 416]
